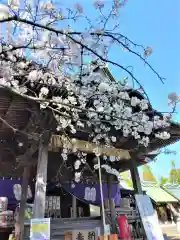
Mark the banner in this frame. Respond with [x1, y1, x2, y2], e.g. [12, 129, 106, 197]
[30, 218, 50, 240]
[0, 179, 32, 210]
[135, 194, 164, 240]
[61, 183, 121, 206]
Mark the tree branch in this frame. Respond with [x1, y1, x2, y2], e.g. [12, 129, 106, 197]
[0, 16, 165, 88]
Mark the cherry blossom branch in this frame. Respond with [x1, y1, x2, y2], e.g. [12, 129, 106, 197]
[0, 115, 39, 140]
[0, 16, 164, 88]
[0, 1, 174, 183]
[103, 32, 165, 84]
[64, 33, 150, 101]
[0, 50, 172, 131]
[0, 83, 168, 136]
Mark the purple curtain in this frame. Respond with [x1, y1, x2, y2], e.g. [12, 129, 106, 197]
[62, 183, 121, 206]
[0, 179, 121, 210]
[0, 179, 22, 210]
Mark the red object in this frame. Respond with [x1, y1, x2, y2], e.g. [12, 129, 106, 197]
[117, 215, 132, 240]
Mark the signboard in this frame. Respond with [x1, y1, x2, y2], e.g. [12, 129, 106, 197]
[135, 194, 164, 240]
[45, 196, 61, 218]
[72, 229, 98, 240]
[30, 218, 50, 240]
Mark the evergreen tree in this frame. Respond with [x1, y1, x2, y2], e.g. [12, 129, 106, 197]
[159, 177, 168, 186]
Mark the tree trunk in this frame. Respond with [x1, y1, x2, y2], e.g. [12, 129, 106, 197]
[33, 133, 50, 218]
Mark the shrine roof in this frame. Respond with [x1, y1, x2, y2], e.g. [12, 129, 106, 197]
[0, 66, 179, 181]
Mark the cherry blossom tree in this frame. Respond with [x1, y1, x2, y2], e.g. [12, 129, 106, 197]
[0, 0, 176, 182]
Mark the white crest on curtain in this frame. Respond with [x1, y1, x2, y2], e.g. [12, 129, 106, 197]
[13, 184, 32, 200]
[84, 187, 96, 202]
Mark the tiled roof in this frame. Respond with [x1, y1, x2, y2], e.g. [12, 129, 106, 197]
[142, 182, 178, 203]
[142, 165, 157, 182]
[120, 180, 178, 203]
[163, 184, 180, 200]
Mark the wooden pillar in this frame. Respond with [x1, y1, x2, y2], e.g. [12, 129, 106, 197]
[19, 166, 31, 240]
[107, 174, 117, 234]
[33, 132, 50, 218]
[72, 195, 77, 218]
[130, 159, 143, 194]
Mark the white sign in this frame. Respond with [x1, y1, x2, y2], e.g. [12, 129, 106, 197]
[135, 194, 164, 240]
[30, 218, 50, 240]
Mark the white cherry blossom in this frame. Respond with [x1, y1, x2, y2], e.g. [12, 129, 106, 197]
[0, 0, 172, 183]
[0, 4, 9, 20]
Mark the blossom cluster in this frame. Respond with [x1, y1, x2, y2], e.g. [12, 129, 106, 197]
[0, 0, 172, 183]
[0, 45, 171, 177]
[0, 49, 171, 182]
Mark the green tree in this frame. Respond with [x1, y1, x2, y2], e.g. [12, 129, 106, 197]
[160, 160, 180, 185]
[171, 160, 176, 168]
[169, 160, 180, 184]
[159, 177, 168, 186]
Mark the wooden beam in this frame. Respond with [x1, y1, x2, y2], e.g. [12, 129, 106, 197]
[49, 135, 130, 159]
[33, 131, 50, 218]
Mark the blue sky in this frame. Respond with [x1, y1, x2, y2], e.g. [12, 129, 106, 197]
[4, 0, 180, 180]
[57, 0, 180, 180]
[115, 0, 180, 180]
[72, 0, 180, 180]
